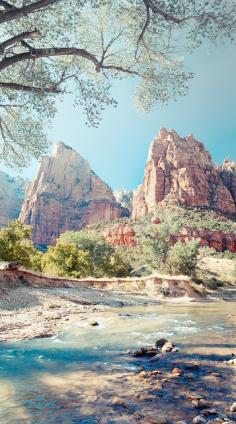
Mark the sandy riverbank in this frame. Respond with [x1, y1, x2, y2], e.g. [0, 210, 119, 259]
[0, 265, 236, 342]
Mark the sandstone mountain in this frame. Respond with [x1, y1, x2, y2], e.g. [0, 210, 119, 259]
[0, 172, 26, 227]
[132, 128, 236, 219]
[20, 143, 128, 246]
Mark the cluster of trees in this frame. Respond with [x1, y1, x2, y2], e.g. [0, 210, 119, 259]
[124, 220, 200, 276]
[0, 219, 201, 278]
[0, 220, 131, 278]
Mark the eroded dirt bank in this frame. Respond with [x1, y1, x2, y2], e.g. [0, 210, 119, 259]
[0, 266, 235, 342]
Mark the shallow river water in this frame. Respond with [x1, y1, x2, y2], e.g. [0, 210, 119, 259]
[0, 302, 235, 424]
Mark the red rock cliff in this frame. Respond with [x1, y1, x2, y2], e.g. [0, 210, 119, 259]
[103, 224, 137, 246]
[132, 128, 236, 218]
[20, 143, 128, 245]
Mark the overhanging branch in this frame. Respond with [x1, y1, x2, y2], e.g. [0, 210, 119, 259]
[0, 30, 42, 52]
[0, 0, 60, 24]
[0, 81, 62, 93]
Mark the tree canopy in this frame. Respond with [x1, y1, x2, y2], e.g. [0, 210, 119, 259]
[1, 0, 235, 166]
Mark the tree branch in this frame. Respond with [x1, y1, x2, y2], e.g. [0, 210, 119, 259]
[0, 1, 14, 10]
[135, 2, 151, 58]
[0, 30, 42, 52]
[143, 0, 218, 24]
[0, 0, 60, 24]
[0, 81, 62, 93]
[0, 47, 100, 72]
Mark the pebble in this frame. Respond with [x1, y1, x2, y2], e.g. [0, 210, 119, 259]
[192, 416, 207, 424]
[111, 396, 127, 407]
[227, 358, 236, 365]
[171, 367, 183, 376]
[192, 399, 211, 409]
[155, 338, 168, 348]
[202, 409, 217, 416]
[161, 341, 174, 353]
[89, 321, 99, 326]
[149, 353, 162, 362]
[229, 402, 236, 412]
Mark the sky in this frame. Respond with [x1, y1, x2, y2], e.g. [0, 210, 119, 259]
[3, 41, 236, 191]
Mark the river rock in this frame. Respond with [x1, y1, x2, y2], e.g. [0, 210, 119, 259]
[171, 367, 183, 376]
[229, 402, 236, 412]
[161, 341, 174, 353]
[155, 338, 168, 348]
[89, 321, 100, 326]
[111, 396, 127, 407]
[133, 346, 157, 357]
[149, 353, 162, 362]
[192, 416, 207, 424]
[192, 399, 211, 409]
[202, 409, 217, 416]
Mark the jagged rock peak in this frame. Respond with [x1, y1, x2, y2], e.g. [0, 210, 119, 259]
[20, 143, 128, 246]
[132, 128, 236, 219]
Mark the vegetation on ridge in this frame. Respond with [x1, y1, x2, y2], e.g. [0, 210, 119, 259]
[0, 206, 235, 282]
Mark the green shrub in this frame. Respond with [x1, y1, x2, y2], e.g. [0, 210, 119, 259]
[0, 220, 40, 270]
[43, 230, 131, 278]
[167, 239, 200, 276]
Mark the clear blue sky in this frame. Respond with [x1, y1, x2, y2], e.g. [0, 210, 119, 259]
[3, 42, 236, 190]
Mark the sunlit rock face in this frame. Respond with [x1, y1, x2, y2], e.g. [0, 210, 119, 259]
[219, 158, 236, 206]
[103, 223, 137, 247]
[171, 227, 236, 253]
[0, 172, 26, 227]
[20, 142, 128, 246]
[132, 128, 236, 218]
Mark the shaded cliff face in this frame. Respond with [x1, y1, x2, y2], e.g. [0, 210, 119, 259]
[132, 128, 236, 218]
[0, 172, 26, 227]
[20, 143, 128, 246]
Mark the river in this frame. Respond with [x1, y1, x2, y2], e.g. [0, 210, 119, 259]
[0, 302, 235, 423]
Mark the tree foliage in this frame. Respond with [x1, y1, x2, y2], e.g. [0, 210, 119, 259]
[0, 0, 236, 166]
[43, 229, 131, 277]
[167, 239, 200, 276]
[0, 219, 41, 268]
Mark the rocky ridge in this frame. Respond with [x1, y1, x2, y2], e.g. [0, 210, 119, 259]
[20, 142, 128, 245]
[132, 128, 236, 218]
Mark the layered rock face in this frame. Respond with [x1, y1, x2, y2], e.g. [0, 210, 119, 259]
[219, 158, 236, 206]
[132, 128, 236, 218]
[171, 227, 236, 253]
[0, 172, 26, 227]
[103, 224, 137, 246]
[20, 143, 128, 245]
[103, 223, 236, 253]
